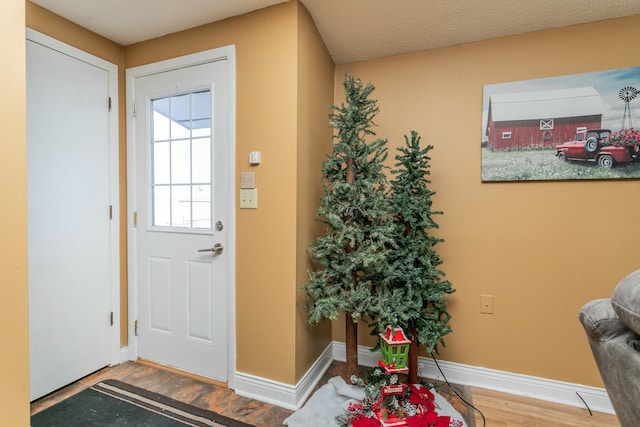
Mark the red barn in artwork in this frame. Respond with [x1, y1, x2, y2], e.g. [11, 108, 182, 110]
[485, 87, 603, 151]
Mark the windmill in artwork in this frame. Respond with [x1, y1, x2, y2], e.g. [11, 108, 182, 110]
[619, 86, 638, 129]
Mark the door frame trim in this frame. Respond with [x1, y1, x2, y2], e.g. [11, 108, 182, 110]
[125, 45, 237, 387]
[26, 28, 121, 367]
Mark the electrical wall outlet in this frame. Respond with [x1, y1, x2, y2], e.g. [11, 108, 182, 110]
[239, 188, 258, 209]
[480, 294, 494, 314]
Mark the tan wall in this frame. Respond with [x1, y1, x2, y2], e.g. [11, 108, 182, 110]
[294, 4, 334, 382]
[1, 0, 30, 424]
[335, 15, 640, 388]
[25, 2, 130, 345]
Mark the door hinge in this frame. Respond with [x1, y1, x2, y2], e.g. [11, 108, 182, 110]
[134, 320, 139, 336]
[110, 311, 114, 326]
[133, 211, 138, 227]
[109, 205, 113, 220]
[108, 96, 112, 112]
[132, 100, 136, 117]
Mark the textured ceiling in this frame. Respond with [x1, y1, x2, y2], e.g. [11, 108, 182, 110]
[30, 0, 640, 64]
[30, 0, 288, 46]
[300, 0, 640, 64]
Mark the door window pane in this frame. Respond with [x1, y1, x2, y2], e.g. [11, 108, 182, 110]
[191, 91, 211, 137]
[153, 186, 170, 227]
[150, 90, 212, 230]
[192, 185, 211, 229]
[152, 98, 170, 140]
[170, 94, 191, 140]
[192, 138, 211, 183]
[153, 141, 170, 184]
[171, 140, 190, 184]
[171, 185, 191, 227]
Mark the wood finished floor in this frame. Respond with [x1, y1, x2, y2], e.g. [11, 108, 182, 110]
[470, 387, 619, 427]
[30, 360, 619, 427]
[30, 360, 293, 427]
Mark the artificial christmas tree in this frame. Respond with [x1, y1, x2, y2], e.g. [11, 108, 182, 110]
[374, 131, 454, 384]
[304, 74, 394, 378]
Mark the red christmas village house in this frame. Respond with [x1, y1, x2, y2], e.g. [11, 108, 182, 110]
[485, 86, 603, 151]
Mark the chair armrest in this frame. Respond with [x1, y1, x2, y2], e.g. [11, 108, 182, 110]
[579, 299, 627, 341]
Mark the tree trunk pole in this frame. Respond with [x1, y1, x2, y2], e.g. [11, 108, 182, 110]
[345, 312, 359, 378]
[344, 156, 359, 379]
[408, 325, 418, 384]
[346, 157, 355, 184]
[405, 222, 419, 384]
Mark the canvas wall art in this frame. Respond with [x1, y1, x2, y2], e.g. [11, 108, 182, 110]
[481, 66, 640, 181]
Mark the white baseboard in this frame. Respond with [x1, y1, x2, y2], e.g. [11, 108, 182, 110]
[233, 343, 333, 410]
[331, 341, 614, 415]
[230, 341, 612, 415]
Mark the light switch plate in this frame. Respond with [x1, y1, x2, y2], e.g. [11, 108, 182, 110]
[240, 172, 256, 189]
[240, 188, 258, 209]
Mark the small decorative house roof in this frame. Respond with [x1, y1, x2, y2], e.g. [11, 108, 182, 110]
[489, 86, 603, 122]
[380, 325, 411, 345]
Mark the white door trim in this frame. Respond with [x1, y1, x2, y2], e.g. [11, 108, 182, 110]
[126, 45, 237, 387]
[26, 28, 121, 366]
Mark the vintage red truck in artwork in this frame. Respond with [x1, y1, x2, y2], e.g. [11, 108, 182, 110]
[555, 128, 640, 167]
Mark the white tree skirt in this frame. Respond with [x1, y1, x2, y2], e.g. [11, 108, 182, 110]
[283, 376, 467, 427]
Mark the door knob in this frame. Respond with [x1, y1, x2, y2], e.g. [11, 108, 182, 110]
[198, 243, 224, 255]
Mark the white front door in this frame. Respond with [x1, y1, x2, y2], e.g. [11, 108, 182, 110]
[128, 52, 233, 382]
[27, 31, 119, 401]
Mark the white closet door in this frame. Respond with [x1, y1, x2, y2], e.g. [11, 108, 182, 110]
[27, 35, 115, 401]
